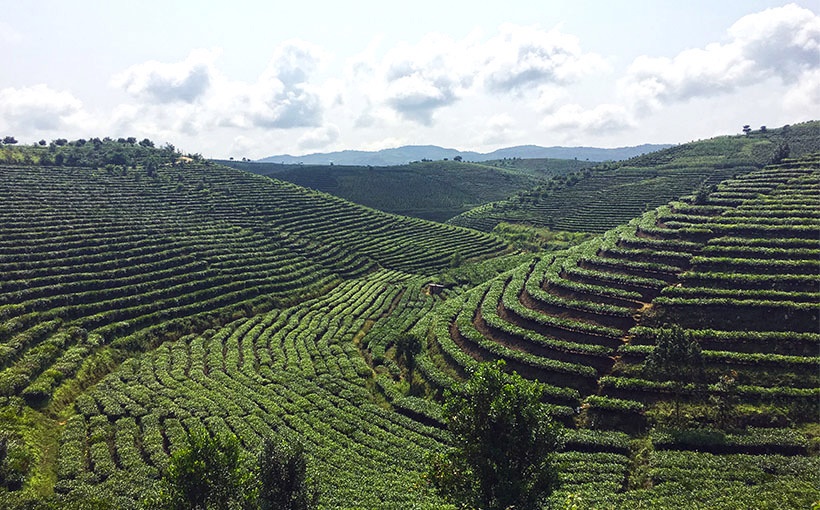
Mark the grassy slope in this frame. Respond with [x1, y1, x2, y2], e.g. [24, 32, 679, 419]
[220, 159, 587, 222]
[0, 146, 510, 507]
[0, 136, 817, 508]
[423, 152, 820, 508]
[448, 121, 820, 233]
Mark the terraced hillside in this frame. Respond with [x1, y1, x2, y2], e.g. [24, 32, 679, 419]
[449, 121, 820, 233]
[0, 139, 817, 509]
[0, 155, 514, 507]
[222, 159, 585, 222]
[423, 153, 820, 507]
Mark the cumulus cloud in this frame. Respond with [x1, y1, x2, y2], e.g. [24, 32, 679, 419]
[247, 84, 324, 129]
[620, 3, 820, 112]
[783, 68, 820, 112]
[542, 103, 634, 134]
[0, 21, 22, 44]
[478, 113, 521, 146]
[729, 3, 820, 79]
[109, 41, 333, 135]
[243, 40, 328, 129]
[298, 124, 340, 150]
[113, 49, 218, 103]
[482, 24, 609, 94]
[347, 25, 605, 127]
[0, 84, 84, 131]
[377, 34, 474, 125]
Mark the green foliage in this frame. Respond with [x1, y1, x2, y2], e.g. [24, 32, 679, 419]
[449, 121, 820, 233]
[644, 324, 704, 384]
[0, 137, 179, 169]
[0, 434, 30, 491]
[223, 159, 555, 222]
[491, 223, 593, 252]
[257, 438, 318, 510]
[394, 332, 422, 375]
[429, 361, 562, 510]
[154, 427, 252, 510]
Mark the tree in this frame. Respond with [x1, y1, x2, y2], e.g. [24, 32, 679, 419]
[742, 125, 751, 136]
[139, 138, 155, 148]
[258, 438, 319, 510]
[449, 251, 463, 268]
[772, 142, 790, 164]
[395, 332, 422, 377]
[157, 427, 251, 509]
[693, 184, 714, 205]
[429, 361, 562, 510]
[453, 155, 463, 162]
[2, 136, 17, 145]
[644, 324, 704, 383]
[644, 324, 704, 424]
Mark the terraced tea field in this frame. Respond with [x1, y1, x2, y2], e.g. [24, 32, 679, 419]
[0, 141, 817, 508]
[425, 154, 820, 507]
[0, 158, 509, 507]
[449, 121, 820, 234]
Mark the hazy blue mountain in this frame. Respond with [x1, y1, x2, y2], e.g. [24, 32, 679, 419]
[258, 144, 673, 166]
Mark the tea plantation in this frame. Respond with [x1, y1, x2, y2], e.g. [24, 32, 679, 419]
[0, 136, 817, 508]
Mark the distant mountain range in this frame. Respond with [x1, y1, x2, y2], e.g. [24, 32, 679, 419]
[258, 144, 674, 166]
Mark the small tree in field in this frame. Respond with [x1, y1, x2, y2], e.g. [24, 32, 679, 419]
[429, 361, 562, 510]
[395, 332, 422, 377]
[644, 324, 704, 424]
[156, 427, 251, 509]
[258, 438, 319, 510]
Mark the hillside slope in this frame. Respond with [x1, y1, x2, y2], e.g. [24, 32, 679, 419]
[257, 143, 672, 166]
[0, 156, 508, 405]
[449, 121, 819, 233]
[423, 153, 820, 507]
[0, 138, 817, 509]
[221, 159, 588, 222]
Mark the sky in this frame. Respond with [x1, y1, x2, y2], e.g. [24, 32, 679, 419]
[1, 1, 818, 159]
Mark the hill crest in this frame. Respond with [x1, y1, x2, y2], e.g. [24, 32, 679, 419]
[258, 143, 673, 166]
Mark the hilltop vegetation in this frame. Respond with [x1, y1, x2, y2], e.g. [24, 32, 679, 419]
[0, 142, 510, 507]
[255, 143, 672, 167]
[222, 158, 586, 222]
[424, 153, 820, 507]
[0, 131, 817, 509]
[449, 121, 820, 233]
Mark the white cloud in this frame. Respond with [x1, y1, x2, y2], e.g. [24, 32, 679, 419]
[298, 124, 340, 150]
[478, 113, 521, 146]
[542, 103, 634, 134]
[344, 24, 607, 128]
[377, 33, 475, 125]
[359, 136, 408, 152]
[729, 3, 820, 79]
[0, 84, 85, 132]
[481, 24, 609, 94]
[113, 49, 219, 103]
[533, 85, 569, 113]
[620, 3, 820, 112]
[232, 40, 330, 129]
[784, 68, 820, 112]
[263, 39, 328, 87]
[109, 41, 334, 135]
[0, 21, 22, 44]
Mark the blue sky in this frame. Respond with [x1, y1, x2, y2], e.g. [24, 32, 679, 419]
[1, 1, 818, 158]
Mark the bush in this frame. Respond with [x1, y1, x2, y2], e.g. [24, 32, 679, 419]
[257, 438, 319, 510]
[153, 427, 252, 510]
[428, 360, 563, 510]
